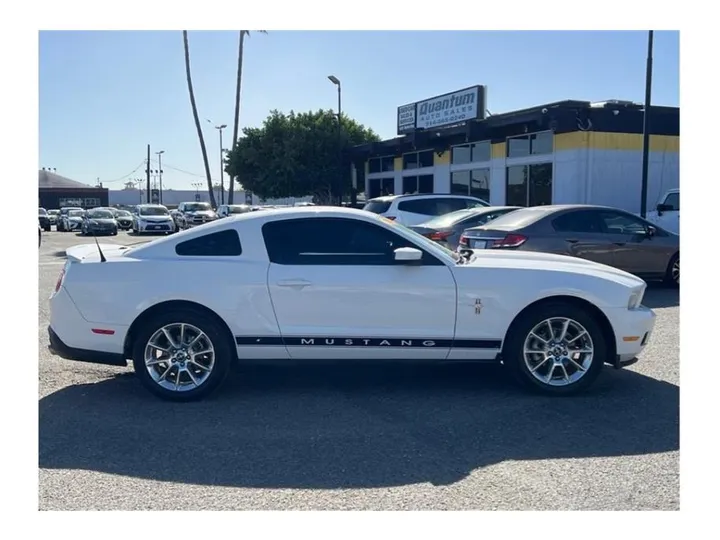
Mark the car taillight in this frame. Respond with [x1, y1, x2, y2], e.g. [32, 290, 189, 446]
[55, 267, 66, 293]
[491, 234, 528, 248]
[459, 235, 469, 246]
[428, 231, 451, 241]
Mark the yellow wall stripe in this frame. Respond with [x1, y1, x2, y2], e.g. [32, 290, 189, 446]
[491, 142, 506, 159]
[394, 157, 403, 171]
[434, 151, 450, 166]
[554, 132, 679, 152]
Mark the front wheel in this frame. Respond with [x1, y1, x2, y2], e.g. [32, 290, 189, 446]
[664, 253, 679, 288]
[502, 301, 607, 396]
[131, 309, 233, 401]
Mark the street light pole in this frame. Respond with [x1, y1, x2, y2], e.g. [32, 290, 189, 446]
[640, 30, 654, 218]
[328, 75, 343, 205]
[207, 119, 227, 206]
[156, 150, 165, 204]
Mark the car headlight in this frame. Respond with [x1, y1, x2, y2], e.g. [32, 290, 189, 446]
[628, 288, 645, 309]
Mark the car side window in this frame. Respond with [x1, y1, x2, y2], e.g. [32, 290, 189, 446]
[552, 211, 603, 233]
[663, 192, 679, 211]
[397, 199, 435, 215]
[175, 229, 243, 256]
[436, 198, 469, 214]
[598, 211, 648, 236]
[262, 217, 443, 266]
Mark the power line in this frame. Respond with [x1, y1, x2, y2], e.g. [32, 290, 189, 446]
[101, 161, 148, 183]
[148, 158, 206, 178]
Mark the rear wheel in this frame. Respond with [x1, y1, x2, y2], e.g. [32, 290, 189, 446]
[131, 308, 233, 401]
[502, 301, 607, 396]
[664, 253, 679, 287]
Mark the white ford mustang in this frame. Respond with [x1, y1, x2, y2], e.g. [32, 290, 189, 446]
[47, 206, 656, 401]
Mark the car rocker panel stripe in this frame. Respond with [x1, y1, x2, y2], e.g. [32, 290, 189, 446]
[235, 336, 502, 349]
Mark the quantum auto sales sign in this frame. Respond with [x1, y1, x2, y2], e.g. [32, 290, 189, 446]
[397, 85, 485, 134]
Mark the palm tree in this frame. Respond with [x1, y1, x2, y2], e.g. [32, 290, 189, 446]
[228, 30, 266, 204]
[183, 30, 216, 208]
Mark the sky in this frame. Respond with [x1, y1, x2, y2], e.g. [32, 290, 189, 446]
[38, 30, 680, 191]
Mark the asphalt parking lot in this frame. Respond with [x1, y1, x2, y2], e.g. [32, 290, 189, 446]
[38, 229, 679, 510]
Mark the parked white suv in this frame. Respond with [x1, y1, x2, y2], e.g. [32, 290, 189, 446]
[645, 188, 679, 235]
[363, 194, 489, 226]
[217, 204, 252, 218]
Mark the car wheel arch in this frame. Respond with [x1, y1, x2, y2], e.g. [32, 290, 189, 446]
[123, 300, 236, 360]
[501, 294, 617, 362]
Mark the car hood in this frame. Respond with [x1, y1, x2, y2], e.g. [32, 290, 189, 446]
[185, 210, 215, 217]
[464, 250, 645, 288]
[88, 219, 115, 224]
[137, 215, 172, 221]
[116, 215, 132, 220]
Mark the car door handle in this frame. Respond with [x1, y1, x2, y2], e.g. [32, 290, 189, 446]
[566, 238, 579, 244]
[276, 279, 312, 289]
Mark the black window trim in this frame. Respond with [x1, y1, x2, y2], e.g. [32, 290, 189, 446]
[450, 140, 492, 165]
[402, 149, 435, 170]
[261, 217, 446, 267]
[506, 130, 554, 159]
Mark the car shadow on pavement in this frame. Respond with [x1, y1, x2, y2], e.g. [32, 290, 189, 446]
[642, 284, 679, 309]
[39, 363, 678, 490]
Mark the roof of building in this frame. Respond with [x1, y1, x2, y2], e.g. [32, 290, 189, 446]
[38, 169, 97, 189]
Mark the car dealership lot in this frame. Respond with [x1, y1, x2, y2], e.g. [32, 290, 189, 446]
[38, 230, 679, 510]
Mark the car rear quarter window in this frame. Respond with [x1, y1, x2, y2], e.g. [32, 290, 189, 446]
[483, 207, 553, 230]
[175, 229, 243, 256]
[552, 210, 603, 233]
[363, 200, 392, 214]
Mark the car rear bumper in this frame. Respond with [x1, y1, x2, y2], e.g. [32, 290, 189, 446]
[48, 325, 127, 366]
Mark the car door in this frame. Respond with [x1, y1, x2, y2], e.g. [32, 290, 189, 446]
[596, 210, 668, 276]
[656, 191, 679, 234]
[547, 209, 617, 267]
[263, 216, 458, 361]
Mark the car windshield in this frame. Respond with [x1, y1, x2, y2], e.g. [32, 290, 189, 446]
[68, 210, 84, 217]
[479, 206, 553, 230]
[115, 210, 131, 217]
[185, 203, 211, 212]
[375, 215, 460, 262]
[87, 209, 114, 219]
[363, 200, 392, 214]
[140, 206, 169, 216]
[420, 209, 481, 229]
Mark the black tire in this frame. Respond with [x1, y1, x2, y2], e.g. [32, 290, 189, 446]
[131, 308, 233, 402]
[502, 301, 607, 396]
[664, 252, 679, 288]
[112, 230, 118, 236]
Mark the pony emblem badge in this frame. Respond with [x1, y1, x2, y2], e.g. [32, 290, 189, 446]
[474, 299, 483, 314]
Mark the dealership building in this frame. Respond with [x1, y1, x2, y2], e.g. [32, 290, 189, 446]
[347, 86, 679, 213]
[38, 169, 109, 209]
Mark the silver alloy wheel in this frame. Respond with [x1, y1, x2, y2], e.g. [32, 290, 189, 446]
[144, 322, 215, 392]
[672, 257, 679, 284]
[523, 317, 594, 387]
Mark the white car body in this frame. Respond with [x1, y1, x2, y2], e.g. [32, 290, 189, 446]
[217, 204, 252, 218]
[47, 207, 656, 401]
[363, 194, 490, 226]
[132, 204, 175, 234]
[644, 188, 679, 235]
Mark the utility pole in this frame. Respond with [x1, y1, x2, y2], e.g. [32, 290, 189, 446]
[206, 120, 228, 206]
[146, 144, 151, 204]
[640, 30, 654, 218]
[156, 150, 165, 204]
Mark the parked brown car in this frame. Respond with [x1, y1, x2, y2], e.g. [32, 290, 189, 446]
[459, 204, 679, 286]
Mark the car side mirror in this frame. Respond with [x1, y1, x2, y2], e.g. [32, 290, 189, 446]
[646, 225, 656, 237]
[656, 203, 672, 214]
[394, 247, 422, 263]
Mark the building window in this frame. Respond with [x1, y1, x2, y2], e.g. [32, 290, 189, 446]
[402, 175, 434, 194]
[368, 177, 394, 199]
[403, 150, 434, 170]
[506, 163, 553, 206]
[451, 168, 490, 201]
[507, 131, 553, 158]
[451, 141, 491, 164]
[368, 156, 395, 174]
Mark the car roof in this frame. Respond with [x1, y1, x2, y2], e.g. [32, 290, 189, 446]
[368, 193, 486, 203]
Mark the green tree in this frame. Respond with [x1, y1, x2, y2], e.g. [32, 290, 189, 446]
[228, 30, 267, 204]
[182, 30, 216, 208]
[225, 109, 380, 204]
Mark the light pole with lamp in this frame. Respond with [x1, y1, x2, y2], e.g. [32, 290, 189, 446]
[207, 119, 227, 206]
[191, 182, 203, 202]
[155, 150, 165, 204]
[327, 75, 344, 205]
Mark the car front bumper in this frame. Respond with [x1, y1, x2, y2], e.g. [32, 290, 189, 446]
[135, 221, 174, 232]
[66, 220, 83, 230]
[606, 304, 656, 367]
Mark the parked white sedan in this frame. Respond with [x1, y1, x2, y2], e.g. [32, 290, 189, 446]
[47, 207, 656, 401]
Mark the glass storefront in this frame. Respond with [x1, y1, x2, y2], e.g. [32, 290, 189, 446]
[367, 177, 394, 199]
[451, 168, 490, 201]
[506, 163, 552, 206]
